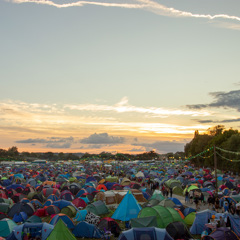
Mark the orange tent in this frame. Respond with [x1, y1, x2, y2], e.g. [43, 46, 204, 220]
[96, 184, 107, 191]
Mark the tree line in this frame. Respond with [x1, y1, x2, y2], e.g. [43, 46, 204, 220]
[184, 125, 240, 173]
[0, 147, 184, 162]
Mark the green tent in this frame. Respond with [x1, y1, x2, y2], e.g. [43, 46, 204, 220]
[158, 199, 175, 208]
[61, 206, 77, 218]
[143, 199, 160, 208]
[0, 218, 17, 237]
[131, 216, 158, 228]
[0, 203, 9, 214]
[138, 206, 183, 228]
[150, 191, 165, 201]
[165, 179, 182, 189]
[173, 186, 183, 196]
[184, 212, 196, 226]
[0, 198, 14, 207]
[231, 194, 240, 202]
[183, 185, 199, 194]
[105, 176, 118, 183]
[47, 219, 76, 240]
[25, 215, 42, 223]
[86, 200, 109, 216]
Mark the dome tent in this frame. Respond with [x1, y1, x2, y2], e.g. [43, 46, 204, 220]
[118, 227, 173, 240]
[138, 206, 183, 228]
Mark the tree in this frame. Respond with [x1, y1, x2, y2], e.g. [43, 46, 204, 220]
[7, 146, 19, 157]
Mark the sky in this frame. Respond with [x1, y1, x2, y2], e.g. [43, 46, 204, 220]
[1, 0, 240, 154]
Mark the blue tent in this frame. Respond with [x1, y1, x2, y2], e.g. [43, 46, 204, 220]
[73, 210, 88, 221]
[190, 209, 215, 235]
[118, 227, 173, 240]
[7, 222, 53, 240]
[43, 199, 53, 207]
[72, 221, 103, 238]
[13, 212, 28, 223]
[183, 207, 196, 217]
[112, 191, 141, 221]
[228, 214, 240, 237]
[168, 197, 182, 206]
[52, 200, 72, 210]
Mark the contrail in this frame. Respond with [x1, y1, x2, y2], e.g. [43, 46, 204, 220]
[9, 0, 240, 23]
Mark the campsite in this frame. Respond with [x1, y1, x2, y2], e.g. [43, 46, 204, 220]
[0, 157, 239, 240]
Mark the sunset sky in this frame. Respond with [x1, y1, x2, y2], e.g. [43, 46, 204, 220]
[1, 0, 240, 154]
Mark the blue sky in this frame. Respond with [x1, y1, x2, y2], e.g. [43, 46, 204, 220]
[1, 0, 240, 154]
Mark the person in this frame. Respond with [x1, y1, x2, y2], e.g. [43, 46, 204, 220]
[170, 188, 173, 198]
[194, 195, 200, 210]
[189, 191, 193, 204]
[223, 202, 229, 213]
[166, 188, 169, 197]
[219, 216, 226, 227]
[185, 191, 189, 203]
[208, 196, 212, 208]
[215, 197, 220, 213]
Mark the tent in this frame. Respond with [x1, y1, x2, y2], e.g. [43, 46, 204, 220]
[202, 227, 239, 240]
[45, 205, 61, 215]
[183, 207, 196, 217]
[168, 197, 182, 206]
[190, 209, 215, 235]
[13, 212, 28, 223]
[166, 221, 193, 240]
[8, 202, 35, 218]
[118, 227, 173, 240]
[98, 217, 121, 237]
[47, 219, 76, 240]
[7, 222, 53, 240]
[121, 178, 131, 186]
[131, 216, 158, 228]
[143, 199, 160, 208]
[85, 212, 101, 225]
[184, 212, 196, 226]
[72, 197, 87, 208]
[72, 221, 103, 238]
[49, 213, 75, 229]
[25, 215, 42, 223]
[150, 190, 165, 202]
[165, 179, 182, 189]
[61, 205, 77, 218]
[0, 218, 17, 237]
[112, 191, 141, 221]
[86, 200, 109, 216]
[158, 199, 176, 208]
[138, 206, 183, 228]
[73, 210, 88, 221]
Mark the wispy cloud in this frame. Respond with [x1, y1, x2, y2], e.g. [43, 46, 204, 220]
[8, 0, 240, 25]
[187, 90, 240, 112]
[65, 97, 210, 117]
[16, 136, 74, 148]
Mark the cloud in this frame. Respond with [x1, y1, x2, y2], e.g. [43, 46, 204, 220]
[16, 136, 74, 148]
[132, 140, 185, 153]
[8, 0, 240, 26]
[195, 117, 240, 124]
[128, 147, 146, 152]
[195, 119, 214, 124]
[65, 97, 209, 117]
[80, 133, 125, 145]
[46, 142, 72, 148]
[221, 118, 240, 123]
[187, 90, 240, 112]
